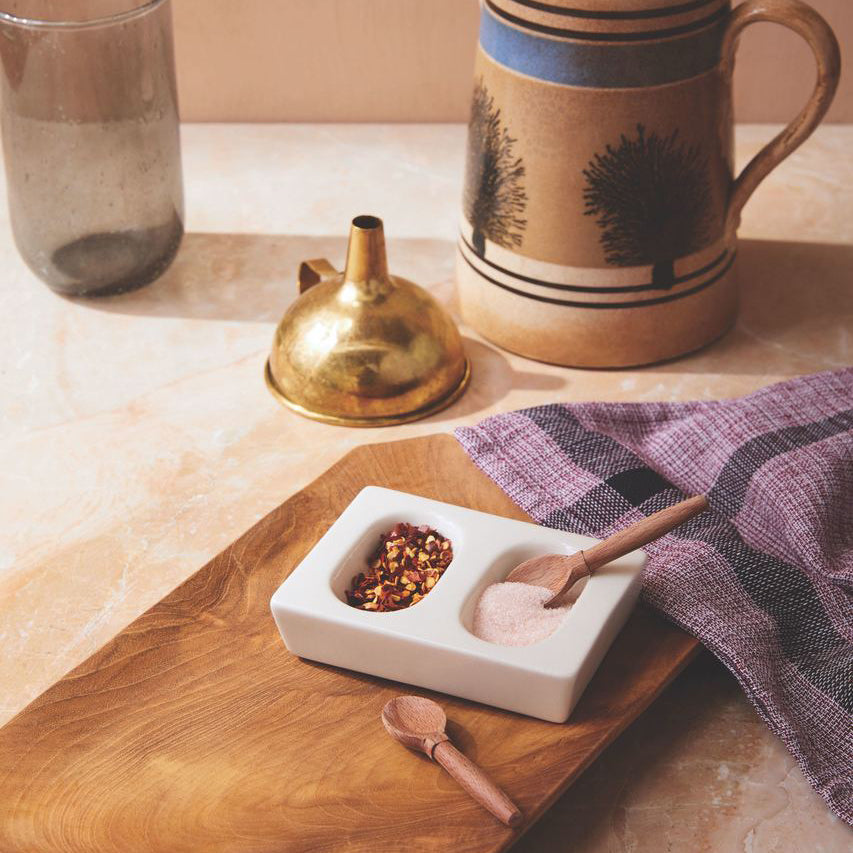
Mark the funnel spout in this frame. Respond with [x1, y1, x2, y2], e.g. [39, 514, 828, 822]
[344, 215, 389, 286]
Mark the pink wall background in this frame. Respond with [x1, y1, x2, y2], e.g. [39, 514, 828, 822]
[171, 0, 850, 123]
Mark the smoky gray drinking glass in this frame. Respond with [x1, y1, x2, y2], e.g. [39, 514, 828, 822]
[0, 0, 184, 296]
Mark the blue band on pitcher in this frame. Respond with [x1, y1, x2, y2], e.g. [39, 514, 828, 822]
[480, 2, 727, 88]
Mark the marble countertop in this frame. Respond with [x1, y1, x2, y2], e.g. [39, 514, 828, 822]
[1, 123, 851, 851]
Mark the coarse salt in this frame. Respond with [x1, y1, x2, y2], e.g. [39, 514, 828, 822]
[472, 582, 572, 647]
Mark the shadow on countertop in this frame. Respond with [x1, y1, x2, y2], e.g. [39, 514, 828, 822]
[68, 235, 851, 402]
[69, 231, 459, 324]
[514, 648, 848, 852]
[69, 230, 567, 423]
[649, 238, 853, 377]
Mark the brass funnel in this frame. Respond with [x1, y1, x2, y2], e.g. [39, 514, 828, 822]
[265, 215, 470, 427]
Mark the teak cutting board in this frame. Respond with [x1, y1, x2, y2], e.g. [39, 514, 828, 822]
[0, 435, 699, 853]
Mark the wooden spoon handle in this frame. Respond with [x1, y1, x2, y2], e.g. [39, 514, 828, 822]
[581, 495, 709, 573]
[432, 740, 522, 827]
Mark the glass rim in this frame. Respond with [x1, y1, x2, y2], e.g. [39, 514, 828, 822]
[0, 0, 166, 30]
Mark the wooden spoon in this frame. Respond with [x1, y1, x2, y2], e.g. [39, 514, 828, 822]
[506, 495, 709, 607]
[381, 695, 522, 827]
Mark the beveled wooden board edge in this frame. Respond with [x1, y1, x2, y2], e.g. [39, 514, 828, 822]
[0, 440, 466, 719]
[0, 434, 701, 853]
[503, 636, 700, 853]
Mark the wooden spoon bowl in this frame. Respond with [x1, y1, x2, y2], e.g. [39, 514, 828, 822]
[381, 695, 448, 756]
[506, 495, 709, 606]
[382, 696, 522, 827]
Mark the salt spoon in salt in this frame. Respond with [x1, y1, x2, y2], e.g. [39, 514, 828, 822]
[381, 695, 522, 827]
[506, 495, 709, 607]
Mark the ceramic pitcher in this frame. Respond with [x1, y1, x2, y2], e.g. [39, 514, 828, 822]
[457, 0, 840, 367]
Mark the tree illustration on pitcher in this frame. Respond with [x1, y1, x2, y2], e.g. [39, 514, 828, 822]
[583, 124, 714, 290]
[463, 80, 528, 259]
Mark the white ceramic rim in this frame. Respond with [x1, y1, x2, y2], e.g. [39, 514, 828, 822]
[0, 0, 166, 30]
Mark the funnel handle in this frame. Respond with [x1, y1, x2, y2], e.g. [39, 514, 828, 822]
[298, 259, 339, 294]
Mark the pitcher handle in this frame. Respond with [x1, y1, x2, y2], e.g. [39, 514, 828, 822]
[721, 0, 840, 238]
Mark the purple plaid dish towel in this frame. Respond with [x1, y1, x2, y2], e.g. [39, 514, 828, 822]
[455, 368, 853, 824]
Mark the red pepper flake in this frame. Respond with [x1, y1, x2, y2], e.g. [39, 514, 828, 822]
[346, 523, 453, 612]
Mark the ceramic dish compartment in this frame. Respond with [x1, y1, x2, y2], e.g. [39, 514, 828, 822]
[457, 541, 589, 638]
[326, 508, 466, 606]
[270, 486, 645, 722]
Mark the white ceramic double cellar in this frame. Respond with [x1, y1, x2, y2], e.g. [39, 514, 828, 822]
[270, 487, 645, 723]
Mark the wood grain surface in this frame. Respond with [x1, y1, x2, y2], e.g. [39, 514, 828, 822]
[0, 435, 699, 853]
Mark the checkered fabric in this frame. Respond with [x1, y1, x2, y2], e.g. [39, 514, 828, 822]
[456, 369, 853, 824]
